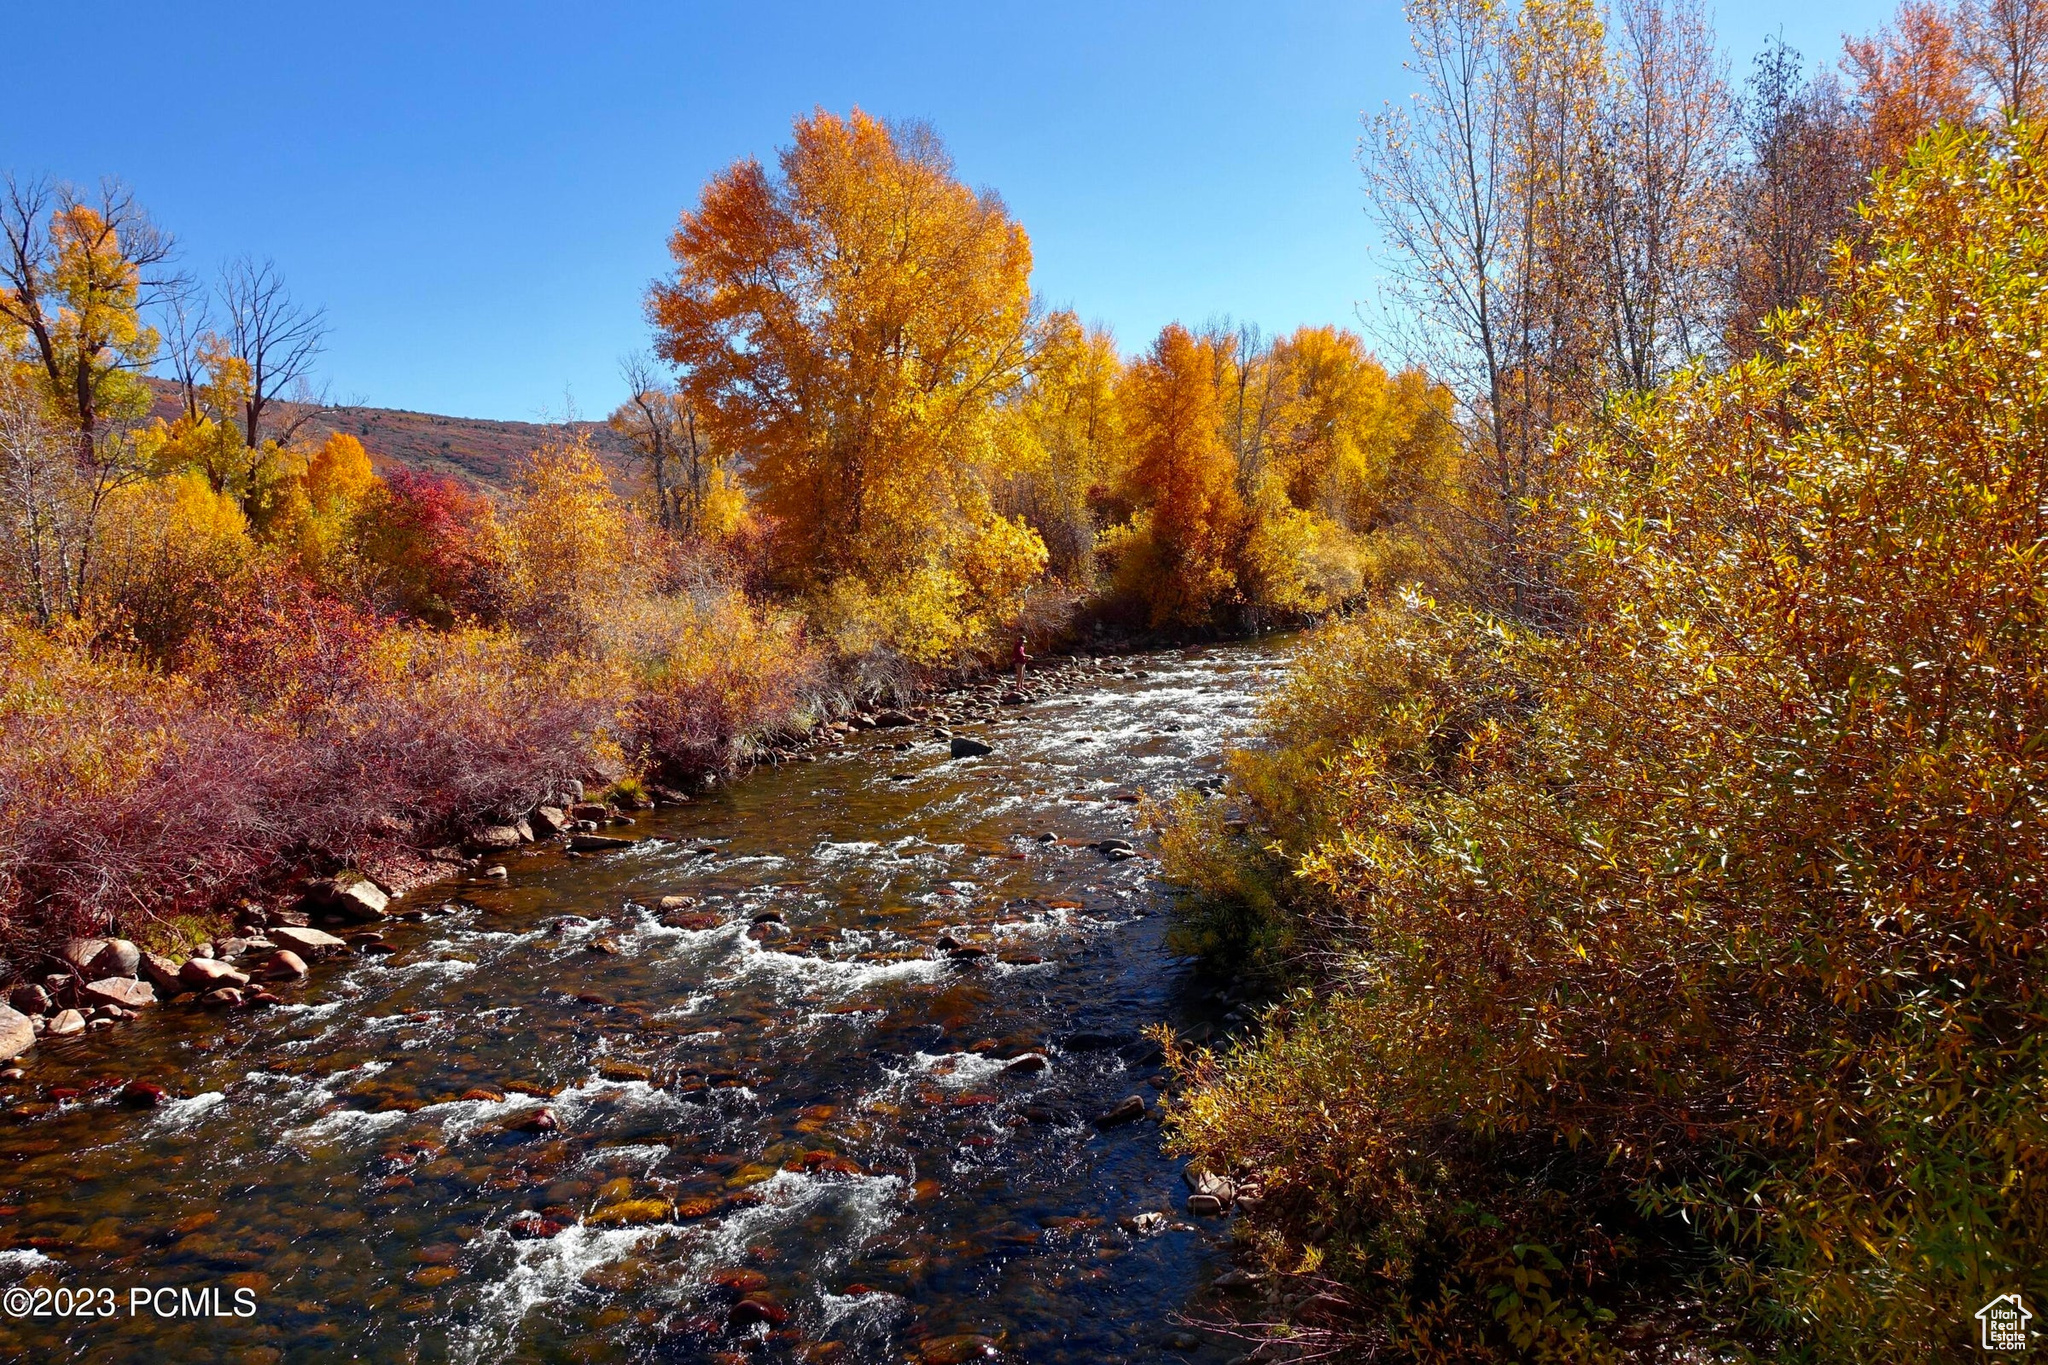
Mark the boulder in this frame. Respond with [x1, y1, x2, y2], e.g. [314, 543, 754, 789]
[87, 939, 141, 978]
[200, 987, 245, 1009]
[656, 895, 696, 912]
[0, 1005, 33, 1060]
[569, 833, 633, 852]
[269, 926, 348, 959]
[1093, 1094, 1147, 1128]
[1004, 1053, 1049, 1074]
[469, 825, 524, 852]
[873, 709, 914, 728]
[948, 737, 993, 759]
[567, 802, 610, 823]
[44, 1009, 86, 1039]
[530, 806, 568, 835]
[60, 938, 108, 973]
[139, 953, 188, 995]
[81, 978, 155, 1010]
[307, 874, 390, 922]
[1184, 1167, 1237, 1202]
[9, 984, 50, 1016]
[258, 950, 309, 982]
[180, 958, 251, 990]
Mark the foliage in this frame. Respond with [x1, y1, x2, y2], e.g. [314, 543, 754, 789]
[651, 108, 1045, 661]
[1166, 121, 2048, 1360]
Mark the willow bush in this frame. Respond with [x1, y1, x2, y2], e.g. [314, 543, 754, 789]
[1164, 122, 2048, 1361]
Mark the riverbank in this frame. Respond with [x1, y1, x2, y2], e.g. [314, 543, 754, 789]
[0, 642, 1284, 1364]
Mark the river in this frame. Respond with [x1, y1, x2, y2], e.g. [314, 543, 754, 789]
[0, 641, 1286, 1365]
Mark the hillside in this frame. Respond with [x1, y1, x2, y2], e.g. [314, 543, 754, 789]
[144, 378, 635, 491]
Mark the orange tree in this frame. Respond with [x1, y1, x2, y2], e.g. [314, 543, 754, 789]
[648, 109, 1044, 662]
[1164, 121, 2048, 1361]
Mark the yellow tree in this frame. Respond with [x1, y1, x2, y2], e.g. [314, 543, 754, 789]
[0, 179, 171, 617]
[996, 310, 1124, 580]
[648, 109, 1045, 659]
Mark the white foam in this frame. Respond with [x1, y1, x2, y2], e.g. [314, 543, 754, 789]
[148, 1090, 227, 1134]
[456, 1220, 680, 1365]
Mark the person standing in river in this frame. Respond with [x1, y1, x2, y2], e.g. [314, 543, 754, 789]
[1012, 634, 1029, 689]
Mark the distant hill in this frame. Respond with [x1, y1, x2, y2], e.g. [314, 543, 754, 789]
[143, 378, 636, 492]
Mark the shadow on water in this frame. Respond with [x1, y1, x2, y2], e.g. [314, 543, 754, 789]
[0, 641, 1291, 1365]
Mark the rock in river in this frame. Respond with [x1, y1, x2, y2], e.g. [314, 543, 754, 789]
[306, 874, 390, 922]
[269, 926, 349, 959]
[45, 1009, 86, 1039]
[258, 950, 309, 981]
[1093, 1094, 1147, 1128]
[82, 977, 155, 1010]
[180, 958, 252, 990]
[0, 1005, 34, 1060]
[569, 833, 634, 852]
[139, 953, 187, 995]
[948, 736, 993, 759]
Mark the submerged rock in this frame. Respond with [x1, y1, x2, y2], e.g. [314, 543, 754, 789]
[1093, 1094, 1147, 1128]
[569, 833, 634, 852]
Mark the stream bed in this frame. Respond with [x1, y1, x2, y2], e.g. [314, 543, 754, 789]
[0, 642, 1286, 1365]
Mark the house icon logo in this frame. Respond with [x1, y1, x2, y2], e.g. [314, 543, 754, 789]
[1979, 1293, 2033, 1351]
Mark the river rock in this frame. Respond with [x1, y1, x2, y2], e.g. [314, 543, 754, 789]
[568, 802, 609, 822]
[569, 833, 633, 852]
[470, 825, 523, 852]
[1186, 1193, 1227, 1216]
[137, 954, 187, 996]
[948, 737, 993, 759]
[0, 1005, 34, 1060]
[87, 939, 141, 978]
[873, 709, 914, 728]
[201, 987, 245, 1009]
[180, 958, 251, 990]
[269, 927, 348, 959]
[82, 977, 155, 1009]
[307, 874, 389, 922]
[728, 1294, 788, 1328]
[918, 1333, 1003, 1363]
[45, 1009, 86, 1038]
[1093, 1094, 1147, 1128]
[9, 984, 50, 1016]
[258, 950, 309, 981]
[1185, 1167, 1237, 1203]
[507, 1212, 564, 1240]
[530, 805, 568, 835]
[121, 1080, 166, 1108]
[1004, 1052, 1049, 1074]
[511, 1107, 558, 1134]
[60, 938, 107, 972]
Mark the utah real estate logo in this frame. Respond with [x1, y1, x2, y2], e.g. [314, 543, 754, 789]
[1979, 1293, 2034, 1351]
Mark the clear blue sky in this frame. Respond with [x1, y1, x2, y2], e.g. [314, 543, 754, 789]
[6, 1, 1896, 420]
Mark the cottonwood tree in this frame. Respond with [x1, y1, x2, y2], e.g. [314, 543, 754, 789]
[1846, 1, 1978, 164]
[0, 176, 170, 616]
[649, 109, 1046, 659]
[610, 353, 714, 539]
[217, 255, 327, 449]
[1961, 0, 2048, 114]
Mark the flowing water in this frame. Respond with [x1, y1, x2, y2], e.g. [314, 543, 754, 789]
[0, 642, 1286, 1365]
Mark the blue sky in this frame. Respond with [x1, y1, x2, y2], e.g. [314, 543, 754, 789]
[6, 1, 1896, 420]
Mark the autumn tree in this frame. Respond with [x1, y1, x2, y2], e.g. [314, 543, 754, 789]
[0, 177, 171, 618]
[1106, 324, 1245, 627]
[1726, 39, 1869, 355]
[995, 310, 1124, 581]
[1962, 0, 2048, 113]
[610, 353, 733, 541]
[1846, 1, 1978, 164]
[649, 108, 1046, 660]
[216, 255, 327, 449]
